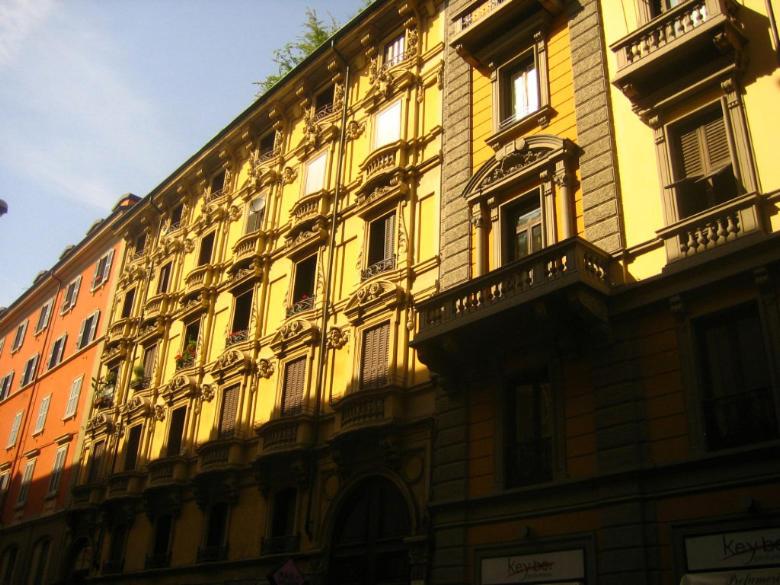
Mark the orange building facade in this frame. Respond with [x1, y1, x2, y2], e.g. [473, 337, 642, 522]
[0, 195, 137, 583]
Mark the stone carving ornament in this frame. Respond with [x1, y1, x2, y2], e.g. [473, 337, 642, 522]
[257, 358, 275, 379]
[326, 327, 349, 349]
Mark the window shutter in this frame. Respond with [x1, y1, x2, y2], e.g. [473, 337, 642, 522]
[18, 460, 35, 504]
[65, 376, 83, 418]
[48, 445, 68, 494]
[304, 153, 327, 195]
[88, 441, 105, 482]
[383, 214, 395, 261]
[28, 355, 39, 384]
[58, 334, 67, 363]
[7, 411, 22, 447]
[219, 386, 239, 437]
[124, 425, 142, 471]
[89, 311, 100, 344]
[703, 114, 730, 171]
[72, 276, 82, 307]
[143, 344, 157, 379]
[166, 407, 187, 456]
[374, 101, 402, 148]
[679, 122, 706, 179]
[103, 249, 114, 283]
[77, 318, 87, 349]
[34, 395, 51, 434]
[361, 322, 390, 389]
[282, 358, 306, 415]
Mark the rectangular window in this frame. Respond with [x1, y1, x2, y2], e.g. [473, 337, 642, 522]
[0, 372, 14, 401]
[198, 232, 215, 266]
[246, 196, 266, 233]
[502, 192, 543, 264]
[651, 0, 683, 16]
[671, 105, 739, 219]
[271, 488, 297, 538]
[152, 514, 174, 560]
[282, 357, 306, 416]
[169, 204, 183, 231]
[21, 354, 39, 387]
[12, 320, 28, 352]
[64, 376, 83, 419]
[259, 132, 276, 157]
[205, 502, 229, 548]
[134, 233, 147, 256]
[124, 425, 143, 471]
[373, 100, 402, 149]
[218, 385, 239, 438]
[184, 320, 201, 350]
[501, 56, 539, 126]
[695, 303, 778, 451]
[17, 460, 35, 505]
[360, 322, 390, 390]
[315, 84, 335, 116]
[365, 213, 395, 279]
[6, 411, 23, 448]
[384, 32, 405, 67]
[292, 256, 317, 306]
[303, 152, 327, 196]
[210, 169, 226, 197]
[506, 378, 554, 486]
[35, 298, 54, 333]
[48, 334, 67, 370]
[166, 406, 187, 457]
[92, 249, 115, 288]
[142, 343, 157, 380]
[121, 288, 136, 319]
[231, 290, 253, 336]
[77, 311, 100, 349]
[33, 394, 51, 435]
[157, 262, 172, 294]
[87, 441, 105, 483]
[48, 444, 68, 495]
[61, 276, 82, 313]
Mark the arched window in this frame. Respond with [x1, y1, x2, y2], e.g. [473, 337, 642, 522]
[329, 477, 411, 585]
[0, 546, 18, 584]
[28, 538, 51, 585]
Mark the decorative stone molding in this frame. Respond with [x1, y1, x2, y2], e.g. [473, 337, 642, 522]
[346, 120, 365, 140]
[326, 327, 349, 350]
[120, 395, 151, 421]
[282, 166, 298, 185]
[211, 348, 252, 379]
[257, 358, 275, 379]
[161, 374, 198, 404]
[270, 319, 319, 356]
[86, 412, 114, 436]
[200, 384, 215, 402]
[153, 404, 166, 422]
[344, 280, 405, 324]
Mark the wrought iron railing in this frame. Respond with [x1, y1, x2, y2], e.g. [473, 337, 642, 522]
[361, 256, 396, 281]
[225, 329, 249, 347]
[286, 296, 315, 317]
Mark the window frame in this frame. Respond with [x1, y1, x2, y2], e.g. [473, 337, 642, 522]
[34, 298, 54, 334]
[383, 31, 406, 68]
[91, 249, 115, 290]
[217, 384, 240, 438]
[11, 320, 28, 352]
[197, 231, 216, 267]
[372, 99, 403, 150]
[48, 333, 67, 370]
[245, 195, 266, 234]
[60, 276, 82, 314]
[33, 394, 51, 435]
[120, 288, 136, 319]
[6, 411, 23, 448]
[17, 459, 36, 506]
[281, 356, 307, 417]
[63, 376, 83, 420]
[359, 320, 391, 390]
[500, 189, 545, 265]
[47, 444, 68, 496]
[77, 310, 100, 350]
[0, 372, 14, 401]
[302, 151, 328, 197]
[289, 255, 317, 313]
[157, 262, 172, 294]
[20, 353, 39, 388]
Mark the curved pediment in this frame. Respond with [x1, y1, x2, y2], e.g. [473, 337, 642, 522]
[211, 348, 252, 379]
[270, 319, 320, 356]
[161, 374, 198, 404]
[344, 280, 405, 324]
[463, 135, 577, 201]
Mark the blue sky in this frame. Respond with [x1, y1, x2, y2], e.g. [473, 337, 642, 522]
[0, 0, 364, 307]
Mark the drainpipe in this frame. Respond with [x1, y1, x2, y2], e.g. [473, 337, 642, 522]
[304, 38, 350, 541]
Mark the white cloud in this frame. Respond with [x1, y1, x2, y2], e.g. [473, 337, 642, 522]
[0, 0, 55, 67]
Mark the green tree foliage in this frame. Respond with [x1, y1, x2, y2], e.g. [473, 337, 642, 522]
[254, 8, 340, 96]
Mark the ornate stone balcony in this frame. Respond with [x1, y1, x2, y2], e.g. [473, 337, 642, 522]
[333, 387, 402, 440]
[106, 471, 145, 501]
[71, 482, 106, 509]
[184, 264, 218, 295]
[255, 414, 315, 456]
[106, 317, 139, 347]
[656, 192, 765, 264]
[413, 238, 613, 375]
[144, 293, 175, 320]
[450, 0, 563, 65]
[355, 142, 411, 217]
[289, 190, 331, 236]
[611, 0, 744, 102]
[147, 456, 189, 488]
[196, 438, 244, 475]
[231, 230, 266, 267]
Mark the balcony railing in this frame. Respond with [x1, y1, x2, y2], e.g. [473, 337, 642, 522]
[261, 535, 300, 555]
[458, 0, 507, 32]
[657, 193, 763, 263]
[184, 265, 216, 293]
[225, 329, 249, 347]
[361, 256, 396, 281]
[144, 293, 174, 319]
[286, 296, 315, 317]
[147, 456, 188, 486]
[204, 187, 225, 203]
[197, 544, 228, 563]
[259, 146, 281, 163]
[233, 231, 263, 260]
[416, 238, 612, 339]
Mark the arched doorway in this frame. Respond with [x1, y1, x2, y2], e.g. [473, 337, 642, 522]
[328, 476, 411, 585]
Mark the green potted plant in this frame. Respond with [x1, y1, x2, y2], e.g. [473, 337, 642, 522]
[130, 363, 147, 389]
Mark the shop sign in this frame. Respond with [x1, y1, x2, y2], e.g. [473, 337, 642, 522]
[481, 548, 585, 584]
[680, 567, 780, 585]
[685, 528, 780, 571]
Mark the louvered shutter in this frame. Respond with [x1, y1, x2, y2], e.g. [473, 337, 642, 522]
[65, 376, 82, 418]
[88, 441, 105, 482]
[361, 322, 390, 389]
[103, 249, 114, 283]
[166, 407, 187, 456]
[124, 425, 142, 471]
[34, 395, 51, 434]
[7, 411, 22, 447]
[679, 125, 704, 179]
[219, 386, 239, 437]
[143, 343, 157, 378]
[703, 115, 730, 171]
[72, 276, 82, 308]
[282, 358, 306, 415]
[18, 460, 35, 504]
[48, 445, 68, 494]
[89, 311, 100, 343]
[57, 334, 67, 364]
[383, 214, 395, 262]
[77, 317, 88, 349]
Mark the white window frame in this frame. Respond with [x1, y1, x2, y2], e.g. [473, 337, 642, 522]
[373, 99, 403, 150]
[47, 333, 67, 370]
[35, 298, 54, 334]
[63, 376, 83, 419]
[77, 310, 100, 350]
[246, 195, 266, 234]
[33, 394, 51, 435]
[61, 276, 82, 314]
[0, 336, 4, 356]
[6, 411, 23, 448]
[17, 459, 35, 506]
[303, 151, 328, 196]
[91, 249, 115, 290]
[20, 354, 39, 388]
[0, 372, 13, 401]
[47, 444, 68, 496]
[11, 320, 28, 352]
[384, 32, 406, 68]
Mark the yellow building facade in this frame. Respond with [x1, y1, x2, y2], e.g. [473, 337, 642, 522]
[68, 2, 444, 583]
